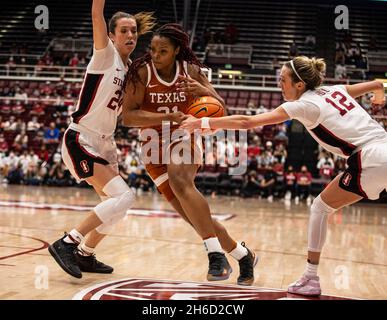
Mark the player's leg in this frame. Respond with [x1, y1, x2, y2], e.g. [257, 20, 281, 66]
[169, 196, 258, 285]
[49, 163, 135, 278]
[288, 173, 362, 296]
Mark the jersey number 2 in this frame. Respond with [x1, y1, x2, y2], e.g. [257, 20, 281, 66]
[325, 91, 355, 116]
[106, 90, 123, 111]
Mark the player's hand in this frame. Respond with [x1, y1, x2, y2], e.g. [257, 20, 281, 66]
[180, 115, 202, 134]
[169, 111, 187, 125]
[176, 75, 208, 96]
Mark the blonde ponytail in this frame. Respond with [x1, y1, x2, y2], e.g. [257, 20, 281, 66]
[285, 56, 325, 90]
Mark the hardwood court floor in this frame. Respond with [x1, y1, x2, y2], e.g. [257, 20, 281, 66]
[0, 185, 386, 300]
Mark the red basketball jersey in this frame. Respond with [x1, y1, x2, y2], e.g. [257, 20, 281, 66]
[141, 60, 194, 135]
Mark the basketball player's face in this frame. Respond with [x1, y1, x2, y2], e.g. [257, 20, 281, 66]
[110, 18, 138, 56]
[150, 36, 179, 70]
[279, 66, 302, 102]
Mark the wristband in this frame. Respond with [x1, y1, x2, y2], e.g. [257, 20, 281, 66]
[201, 117, 211, 129]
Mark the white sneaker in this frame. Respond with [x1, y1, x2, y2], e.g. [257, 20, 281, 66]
[267, 195, 273, 203]
[294, 196, 299, 205]
[288, 275, 321, 296]
[306, 196, 312, 206]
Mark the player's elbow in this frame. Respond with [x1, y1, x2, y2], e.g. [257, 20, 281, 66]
[375, 80, 384, 91]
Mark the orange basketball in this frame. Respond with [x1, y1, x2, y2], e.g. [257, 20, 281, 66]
[186, 96, 224, 118]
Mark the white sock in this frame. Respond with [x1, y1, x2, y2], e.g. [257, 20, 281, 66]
[78, 243, 94, 256]
[304, 260, 319, 278]
[229, 242, 248, 261]
[204, 237, 223, 253]
[63, 229, 84, 244]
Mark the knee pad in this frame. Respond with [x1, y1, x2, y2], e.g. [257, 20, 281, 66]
[308, 195, 335, 252]
[93, 176, 135, 224]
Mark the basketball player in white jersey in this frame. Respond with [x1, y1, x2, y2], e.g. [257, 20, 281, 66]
[48, 0, 156, 278]
[181, 55, 386, 296]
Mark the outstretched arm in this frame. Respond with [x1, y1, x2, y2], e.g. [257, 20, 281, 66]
[180, 106, 290, 132]
[92, 0, 109, 50]
[345, 80, 385, 106]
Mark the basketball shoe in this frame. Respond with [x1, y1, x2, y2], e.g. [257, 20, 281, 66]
[237, 242, 259, 286]
[207, 252, 232, 281]
[48, 233, 82, 278]
[287, 275, 321, 296]
[75, 251, 114, 274]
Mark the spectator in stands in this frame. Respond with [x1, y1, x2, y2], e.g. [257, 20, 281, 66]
[27, 116, 41, 132]
[305, 34, 316, 48]
[317, 152, 335, 184]
[317, 152, 334, 171]
[9, 118, 26, 132]
[274, 124, 289, 144]
[0, 134, 9, 153]
[37, 144, 49, 163]
[273, 143, 287, 163]
[16, 57, 27, 76]
[335, 63, 347, 79]
[241, 170, 260, 198]
[0, 100, 11, 114]
[13, 129, 28, 151]
[12, 100, 26, 115]
[69, 53, 80, 78]
[295, 165, 312, 204]
[224, 23, 239, 44]
[259, 165, 277, 202]
[288, 40, 298, 59]
[257, 149, 275, 168]
[256, 104, 268, 114]
[47, 160, 72, 187]
[24, 163, 42, 186]
[43, 121, 60, 144]
[31, 102, 45, 116]
[335, 47, 345, 65]
[7, 162, 24, 185]
[5, 57, 16, 76]
[284, 165, 297, 200]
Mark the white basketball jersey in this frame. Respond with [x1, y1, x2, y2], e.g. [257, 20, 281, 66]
[71, 42, 127, 136]
[283, 85, 387, 158]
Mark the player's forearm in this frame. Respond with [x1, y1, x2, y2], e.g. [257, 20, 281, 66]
[207, 110, 285, 130]
[92, 0, 105, 19]
[346, 80, 385, 99]
[123, 110, 173, 127]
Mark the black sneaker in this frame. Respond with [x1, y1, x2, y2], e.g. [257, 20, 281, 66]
[75, 251, 114, 274]
[237, 242, 259, 286]
[48, 234, 82, 279]
[207, 252, 232, 281]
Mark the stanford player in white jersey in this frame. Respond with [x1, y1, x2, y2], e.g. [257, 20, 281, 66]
[48, 0, 155, 279]
[182, 55, 386, 296]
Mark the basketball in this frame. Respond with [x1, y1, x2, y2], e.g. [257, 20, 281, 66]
[186, 96, 224, 118]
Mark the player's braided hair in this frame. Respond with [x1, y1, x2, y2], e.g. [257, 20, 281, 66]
[126, 23, 207, 90]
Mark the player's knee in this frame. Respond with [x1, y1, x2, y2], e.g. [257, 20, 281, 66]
[169, 175, 193, 196]
[311, 195, 335, 216]
[93, 176, 135, 223]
